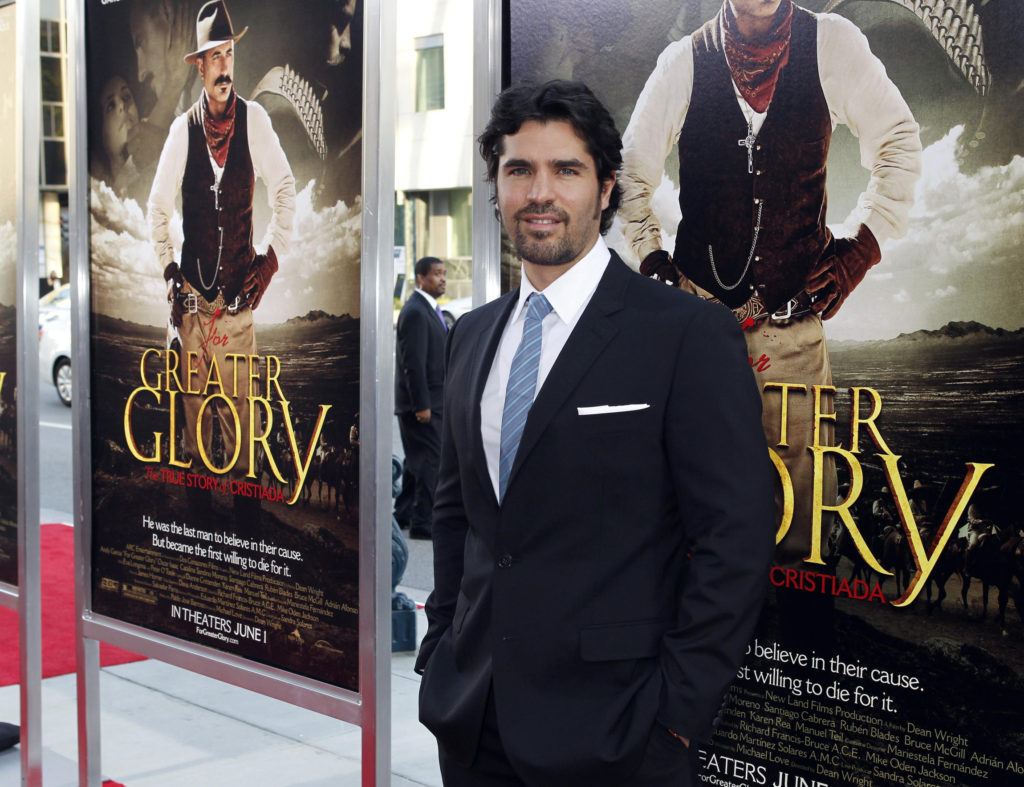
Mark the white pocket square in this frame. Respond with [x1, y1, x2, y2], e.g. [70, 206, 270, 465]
[577, 404, 650, 415]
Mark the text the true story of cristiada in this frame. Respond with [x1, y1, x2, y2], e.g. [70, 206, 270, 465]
[762, 382, 991, 607]
[123, 344, 330, 505]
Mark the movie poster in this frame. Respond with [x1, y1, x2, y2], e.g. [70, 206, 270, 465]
[0, 0, 19, 588]
[511, 1, 1024, 784]
[85, 0, 363, 689]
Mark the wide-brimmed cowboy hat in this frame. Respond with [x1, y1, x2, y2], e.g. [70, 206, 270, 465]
[184, 0, 248, 65]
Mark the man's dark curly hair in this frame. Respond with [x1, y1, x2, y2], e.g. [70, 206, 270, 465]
[479, 80, 623, 235]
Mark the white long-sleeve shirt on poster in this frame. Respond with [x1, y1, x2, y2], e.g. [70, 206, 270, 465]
[619, 12, 922, 264]
[148, 92, 296, 271]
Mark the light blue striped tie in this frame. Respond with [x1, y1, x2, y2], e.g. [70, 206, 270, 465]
[498, 293, 552, 501]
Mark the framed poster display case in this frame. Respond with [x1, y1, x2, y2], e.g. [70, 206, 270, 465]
[69, 0, 394, 782]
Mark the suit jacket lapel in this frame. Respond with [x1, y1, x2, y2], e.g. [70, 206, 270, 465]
[469, 291, 518, 506]
[415, 290, 443, 335]
[506, 255, 631, 494]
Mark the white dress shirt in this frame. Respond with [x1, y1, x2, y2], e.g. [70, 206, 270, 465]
[416, 288, 440, 310]
[480, 237, 611, 498]
[619, 12, 922, 264]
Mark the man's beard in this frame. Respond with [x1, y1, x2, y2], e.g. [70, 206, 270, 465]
[508, 199, 602, 267]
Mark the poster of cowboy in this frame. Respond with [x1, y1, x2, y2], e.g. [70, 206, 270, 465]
[0, 0, 18, 589]
[85, 0, 363, 690]
[511, 0, 1024, 783]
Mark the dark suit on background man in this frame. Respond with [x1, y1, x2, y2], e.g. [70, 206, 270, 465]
[395, 257, 448, 539]
[416, 81, 774, 787]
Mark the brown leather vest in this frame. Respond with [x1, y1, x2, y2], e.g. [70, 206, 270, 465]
[674, 7, 832, 311]
[180, 96, 255, 304]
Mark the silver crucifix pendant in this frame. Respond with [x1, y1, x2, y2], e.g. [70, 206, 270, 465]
[738, 122, 756, 175]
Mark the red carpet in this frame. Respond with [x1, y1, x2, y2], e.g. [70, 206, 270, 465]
[0, 524, 144, 686]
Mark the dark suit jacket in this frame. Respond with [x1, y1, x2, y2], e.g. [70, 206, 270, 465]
[415, 254, 774, 786]
[395, 290, 446, 414]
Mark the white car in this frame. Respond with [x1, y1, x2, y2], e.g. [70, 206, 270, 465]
[39, 284, 72, 406]
[441, 296, 472, 329]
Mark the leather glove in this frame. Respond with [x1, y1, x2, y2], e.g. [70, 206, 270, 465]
[805, 225, 881, 320]
[244, 246, 279, 310]
[163, 262, 185, 328]
[639, 249, 679, 285]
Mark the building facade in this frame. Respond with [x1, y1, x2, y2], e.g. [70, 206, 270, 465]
[394, 0, 474, 301]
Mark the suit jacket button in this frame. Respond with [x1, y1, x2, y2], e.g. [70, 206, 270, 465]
[498, 554, 513, 569]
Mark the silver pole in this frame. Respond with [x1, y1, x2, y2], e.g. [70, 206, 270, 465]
[15, 0, 43, 782]
[66, 0, 103, 781]
[360, 0, 395, 782]
[472, 0, 503, 305]
[0, 0, 19, 617]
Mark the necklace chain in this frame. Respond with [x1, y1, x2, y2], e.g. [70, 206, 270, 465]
[707, 118, 764, 291]
[195, 228, 224, 291]
[708, 200, 763, 291]
[196, 181, 224, 291]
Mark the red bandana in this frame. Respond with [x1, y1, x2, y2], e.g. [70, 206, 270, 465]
[722, 0, 794, 113]
[203, 89, 236, 168]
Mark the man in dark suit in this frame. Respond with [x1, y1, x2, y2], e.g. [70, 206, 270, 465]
[395, 256, 448, 539]
[415, 80, 775, 786]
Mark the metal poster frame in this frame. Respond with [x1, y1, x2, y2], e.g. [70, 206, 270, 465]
[0, 0, 45, 783]
[67, 0, 394, 783]
[471, 0, 504, 306]
[0, 1, 17, 611]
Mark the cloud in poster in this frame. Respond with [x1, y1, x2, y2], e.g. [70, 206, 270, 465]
[827, 126, 1024, 340]
[90, 180, 361, 327]
[256, 183, 362, 325]
[90, 183, 166, 327]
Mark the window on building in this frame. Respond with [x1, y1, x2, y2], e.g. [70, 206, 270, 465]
[40, 19, 60, 54]
[40, 17, 67, 188]
[396, 189, 472, 299]
[414, 34, 444, 112]
[446, 188, 472, 289]
[449, 188, 472, 259]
